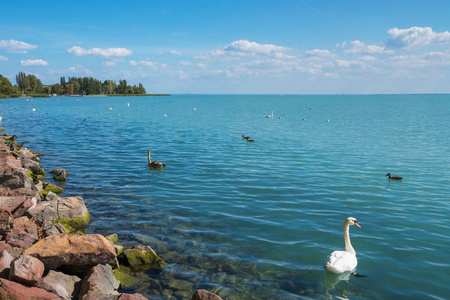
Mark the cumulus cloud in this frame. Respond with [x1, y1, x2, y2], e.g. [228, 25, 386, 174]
[0, 55, 8, 61]
[103, 61, 117, 66]
[345, 40, 391, 54]
[169, 50, 182, 55]
[0, 39, 37, 53]
[67, 46, 133, 57]
[386, 26, 450, 49]
[199, 40, 291, 60]
[20, 59, 48, 66]
[68, 64, 92, 74]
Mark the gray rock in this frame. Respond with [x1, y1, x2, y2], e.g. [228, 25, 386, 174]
[5, 216, 39, 248]
[78, 264, 120, 300]
[9, 255, 45, 286]
[38, 270, 82, 300]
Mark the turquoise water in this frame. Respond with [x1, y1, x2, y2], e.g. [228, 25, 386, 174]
[1, 94, 449, 299]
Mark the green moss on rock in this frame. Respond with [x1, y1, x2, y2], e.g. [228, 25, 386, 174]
[123, 245, 164, 271]
[52, 209, 90, 234]
[112, 268, 143, 288]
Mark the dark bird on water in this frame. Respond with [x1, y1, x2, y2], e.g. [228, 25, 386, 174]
[386, 173, 403, 180]
[148, 150, 166, 169]
[247, 139, 255, 143]
[242, 135, 250, 140]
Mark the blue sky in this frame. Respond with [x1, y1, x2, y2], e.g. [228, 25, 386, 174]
[1, 0, 450, 94]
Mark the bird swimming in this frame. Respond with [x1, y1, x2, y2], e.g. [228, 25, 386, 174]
[148, 150, 166, 169]
[242, 135, 250, 140]
[325, 217, 361, 274]
[386, 173, 403, 180]
[247, 139, 255, 143]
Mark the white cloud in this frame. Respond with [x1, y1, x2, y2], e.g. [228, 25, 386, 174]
[200, 40, 291, 60]
[0, 55, 8, 61]
[68, 64, 92, 74]
[129, 60, 167, 69]
[0, 39, 37, 53]
[103, 61, 117, 66]
[305, 49, 336, 58]
[169, 50, 182, 55]
[387, 27, 450, 49]
[345, 40, 391, 54]
[67, 46, 133, 57]
[20, 59, 48, 66]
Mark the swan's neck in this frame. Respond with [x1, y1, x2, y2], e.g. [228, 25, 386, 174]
[343, 223, 356, 255]
[148, 151, 151, 164]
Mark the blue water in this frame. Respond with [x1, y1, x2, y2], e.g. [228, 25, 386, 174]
[1, 95, 449, 299]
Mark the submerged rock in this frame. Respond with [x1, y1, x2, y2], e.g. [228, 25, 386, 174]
[50, 168, 69, 182]
[191, 289, 224, 300]
[122, 245, 164, 271]
[23, 233, 117, 270]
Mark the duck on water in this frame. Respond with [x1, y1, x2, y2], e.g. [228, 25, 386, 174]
[386, 173, 403, 180]
[148, 150, 166, 169]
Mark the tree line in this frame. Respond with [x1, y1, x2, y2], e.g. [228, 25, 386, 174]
[0, 72, 147, 98]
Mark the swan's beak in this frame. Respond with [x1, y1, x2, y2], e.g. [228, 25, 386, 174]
[354, 221, 361, 228]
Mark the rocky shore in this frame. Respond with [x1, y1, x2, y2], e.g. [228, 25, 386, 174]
[0, 129, 223, 300]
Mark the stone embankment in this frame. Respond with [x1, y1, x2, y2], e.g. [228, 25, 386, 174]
[0, 130, 222, 300]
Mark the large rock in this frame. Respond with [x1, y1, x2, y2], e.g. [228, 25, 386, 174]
[5, 216, 39, 248]
[78, 264, 120, 300]
[9, 255, 45, 286]
[23, 233, 117, 270]
[191, 289, 224, 300]
[38, 270, 82, 300]
[0, 165, 32, 190]
[27, 196, 90, 233]
[122, 245, 164, 271]
[0, 278, 59, 299]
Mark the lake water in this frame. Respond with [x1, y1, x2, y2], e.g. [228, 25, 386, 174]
[1, 94, 449, 299]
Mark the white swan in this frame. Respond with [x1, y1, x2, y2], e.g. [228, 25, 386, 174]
[325, 217, 361, 274]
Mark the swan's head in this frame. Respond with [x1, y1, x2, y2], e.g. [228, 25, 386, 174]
[346, 217, 361, 228]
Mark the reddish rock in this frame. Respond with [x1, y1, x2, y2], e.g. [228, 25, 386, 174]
[0, 278, 59, 299]
[0, 242, 11, 253]
[9, 255, 45, 286]
[191, 289, 224, 300]
[5, 216, 39, 248]
[78, 264, 120, 299]
[0, 250, 14, 278]
[37, 270, 82, 300]
[23, 233, 117, 269]
[119, 293, 148, 300]
[28, 196, 88, 223]
[0, 208, 13, 234]
[0, 195, 37, 218]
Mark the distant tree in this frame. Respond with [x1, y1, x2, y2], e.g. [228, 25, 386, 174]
[0, 75, 14, 94]
[138, 83, 146, 94]
[52, 84, 64, 95]
[15, 72, 29, 93]
[43, 86, 52, 94]
[118, 80, 127, 94]
[60, 77, 66, 89]
[65, 83, 74, 95]
[27, 74, 38, 93]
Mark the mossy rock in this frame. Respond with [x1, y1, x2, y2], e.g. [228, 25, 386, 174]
[105, 233, 119, 244]
[122, 245, 164, 271]
[52, 209, 90, 234]
[42, 182, 64, 196]
[26, 170, 45, 184]
[113, 267, 144, 288]
[50, 169, 68, 182]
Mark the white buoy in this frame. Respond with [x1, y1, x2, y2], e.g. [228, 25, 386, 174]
[32, 108, 36, 111]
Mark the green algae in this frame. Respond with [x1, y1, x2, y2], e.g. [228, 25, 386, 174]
[122, 245, 165, 271]
[52, 209, 91, 234]
[112, 267, 147, 288]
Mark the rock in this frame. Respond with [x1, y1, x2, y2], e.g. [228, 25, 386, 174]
[23, 233, 117, 270]
[0, 166, 32, 190]
[41, 182, 64, 196]
[50, 168, 68, 182]
[78, 264, 120, 300]
[27, 196, 90, 233]
[9, 255, 45, 286]
[0, 208, 13, 234]
[122, 245, 164, 271]
[0, 195, 37, 218]
[43, 219, 68, 236]
[0, 278, 60, 299]
[44, 191, 59, 202]
[5, 216, 39, 248]
[0, 250, 14, 278]
[0, 242, 11, 253]
[112, 268, 143, 288]
[105, 233, 119, 244]
[191, 289, 224, 300]
[37, 270, 82, 300]
[118, 293, 148, 300]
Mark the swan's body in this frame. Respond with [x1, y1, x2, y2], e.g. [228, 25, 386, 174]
[325, 217, 361, 274]
[386, 173, 403, 180]
[265, 111, 274, 118]
[148, 150, 166, 169]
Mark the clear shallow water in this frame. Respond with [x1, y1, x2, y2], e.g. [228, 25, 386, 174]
[1, 94, 449, 299]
